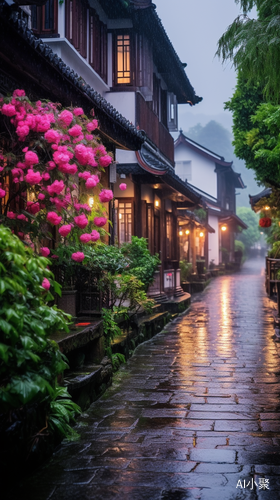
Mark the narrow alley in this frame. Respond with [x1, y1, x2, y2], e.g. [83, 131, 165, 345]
[11, 257, 280, 500]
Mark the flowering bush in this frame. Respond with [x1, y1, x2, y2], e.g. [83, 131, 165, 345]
[0, 90, 114, 259]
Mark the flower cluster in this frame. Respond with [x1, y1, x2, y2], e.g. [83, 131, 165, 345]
[0, 90, 115, 261]
[259, 217, 272, 228]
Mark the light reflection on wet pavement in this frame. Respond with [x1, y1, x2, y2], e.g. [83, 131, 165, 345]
[10, 257, 280, 499]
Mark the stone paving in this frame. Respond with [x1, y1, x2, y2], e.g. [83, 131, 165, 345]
[9, 257, 280, 499]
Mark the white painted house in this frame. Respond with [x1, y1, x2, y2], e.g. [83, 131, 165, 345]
[175, 132, 247, 266]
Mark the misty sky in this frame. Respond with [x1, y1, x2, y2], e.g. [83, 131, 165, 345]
[155, 0, 256, 130]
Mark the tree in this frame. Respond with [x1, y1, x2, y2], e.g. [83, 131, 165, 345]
[236, 206, 260, 249]
[216, 0, 280, 103]
[186, 121, 233, 160]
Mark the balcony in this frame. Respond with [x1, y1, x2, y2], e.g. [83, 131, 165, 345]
[136, 93, 174, 165]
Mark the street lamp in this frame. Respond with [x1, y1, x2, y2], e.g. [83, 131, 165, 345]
[221, 225, 227, 232]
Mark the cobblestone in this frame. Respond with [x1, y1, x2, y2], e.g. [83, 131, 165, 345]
[8, 257, 280, 499]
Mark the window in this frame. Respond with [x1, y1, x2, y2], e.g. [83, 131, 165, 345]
[65, 0, 87, 58]
[116, 34, 131, 84]
[118, 201, 132, 244]
[167, 92, 178, 131]
[147, 203, 154, 254]
[89, 11, 107, 82]
[31, 0, 58, 35]
[166, 213, 172, 259]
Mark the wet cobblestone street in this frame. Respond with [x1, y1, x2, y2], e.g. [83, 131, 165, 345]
[10, 257, 280, 499]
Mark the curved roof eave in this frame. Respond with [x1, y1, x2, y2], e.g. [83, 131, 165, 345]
[132, 7, 202, 105]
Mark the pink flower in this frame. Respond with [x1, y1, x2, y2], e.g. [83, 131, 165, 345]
[0, 188, 6, 198]
[119, 183, 127, 191]
[25, 169, 42, 185]
[91, 230, 100, 242]
[99, 189, 113, 203]
[44, 129, 61, 144]
[86, 119, 98, 132]
[58, 163, 77, 175]
[51, 254, 59, 259]
[99, 155, 112, 168]
[17, 214, 28, 221]
[18, 232, 25, 239]
[7, 211, 16, 219]
[73, 107, 84, 116]
[38, 193, 45, 200]
[13, 89, 25, 97]
[71, 252, 85, 262]
[47, 211, 62, 225]
[42, 173, 50, 181]
[85, 134, 93, 141]
[85, 175, 99, 189]
[80, 233, 92, 243]
[25, 151, 39, 166]
[74, 214, 88, 229]
[94, 216, 107, 227]
[42, 278, 51, 290]
[78, 171, 91, 180]
[47, 180, 65, 196]
[58, 224, 72, 237]
[16, 124, 30, 139]
[40, 247, 50, 257]
[68, 124, 82, 137]
[47, 161, 56, 170]
[26, 201, 40, 215]
[1, 103, 16, 116]
[58, 110, 73, 127]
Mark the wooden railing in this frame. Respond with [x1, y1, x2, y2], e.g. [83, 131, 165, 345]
[136, 92, 174, 164]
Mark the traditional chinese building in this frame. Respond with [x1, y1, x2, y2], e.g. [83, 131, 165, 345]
[175, 131, 247, 267]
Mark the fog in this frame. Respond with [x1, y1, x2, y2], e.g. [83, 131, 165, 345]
[155, 0, 257, 130]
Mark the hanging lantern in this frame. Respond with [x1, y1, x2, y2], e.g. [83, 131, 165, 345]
[259, 217, 271, 228]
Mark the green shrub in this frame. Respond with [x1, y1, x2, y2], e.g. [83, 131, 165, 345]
[121, 236, 160, 291]
[180, 260, 192, 282]
[0, 226, 72, 412]
[268, 241, 280, 258]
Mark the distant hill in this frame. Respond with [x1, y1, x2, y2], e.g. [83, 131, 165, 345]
[181, 120, 261, 207]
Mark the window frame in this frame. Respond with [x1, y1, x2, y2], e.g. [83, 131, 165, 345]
[31, 0, 58, 36]
[113, 31, 134, 87]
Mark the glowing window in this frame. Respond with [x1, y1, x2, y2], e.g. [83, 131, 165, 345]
[117, 35, 131, 84]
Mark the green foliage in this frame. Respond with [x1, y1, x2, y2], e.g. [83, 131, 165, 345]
[225, 77, 265, 178]
[52, 242, 129, 288]
[121, 236, 160, 291]
[216, 0, 280, 102]
[268, 240, 280, 258]
[111, 353, 126, 372]
[235, 239, 245, 255]
[0, 226, 70, 413]
[236, 207, 261, 249]
[102, 307, 123, 347]
[48, 386, 81, 440]
[180, 260, 193, 282]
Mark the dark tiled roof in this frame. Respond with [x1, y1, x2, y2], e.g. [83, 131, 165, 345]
[132, 7, 202, 105]
[249, 188, 272, 209]
[0, 2, 146, 150]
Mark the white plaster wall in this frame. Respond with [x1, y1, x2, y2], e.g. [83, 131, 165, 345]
[42, 39, 109, 95]
[105, 92, 136, 125]
[208, 214, 219, 265]
[141, 185, 153, 203]
[115, 149, 137, 164]
[175, 143, 217, 199]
